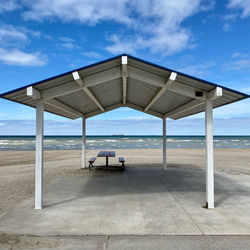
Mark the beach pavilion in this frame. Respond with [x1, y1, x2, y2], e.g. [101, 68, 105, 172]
[0, 54, 248, 210]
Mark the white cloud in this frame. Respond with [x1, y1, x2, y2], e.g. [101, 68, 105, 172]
[227, 0, 250, 18]
[0, 48, 47, 66]
[106, 34, 136, 54]
[0, 25, 46, 66]
[0, 0, 18, 13]
[0, 26, 28, 45]
[105, 0, 204, 55]
[61, 42, 75, 49]
[223, 1, 250, 31]
[214, 99, 250, 118]
[223, 13, 238, 21]
[22, 0, 131, 24]
[177, 61, 216, 77]
[20, 0, 213, 55]
[229, 59, 250, 71]
[232, 52, 248, 58]
[0, 25, 41, 49]
[230, 59, 250, 70]
[59, 36, 78, 49]
[222, 23, 231, 32]
[82, 51, 103, 59]
[0, 26, 29, 49]
[59, 37, 74, 43]
[226, 52, 250, 71]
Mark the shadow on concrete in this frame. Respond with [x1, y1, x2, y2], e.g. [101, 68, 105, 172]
[44, 163, 250, 209]
[1, 163, 250, 236]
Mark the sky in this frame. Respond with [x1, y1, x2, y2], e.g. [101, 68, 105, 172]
[0, 0, 250, 135]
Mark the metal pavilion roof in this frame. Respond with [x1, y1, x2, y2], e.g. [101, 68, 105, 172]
[0, 54, 249, 120]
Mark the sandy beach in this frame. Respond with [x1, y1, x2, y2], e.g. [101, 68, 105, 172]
[0, 148, 250, 215]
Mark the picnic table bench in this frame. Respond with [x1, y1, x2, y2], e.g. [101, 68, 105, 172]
[88, 157, 97, 170]
[88, 151, 125, 170]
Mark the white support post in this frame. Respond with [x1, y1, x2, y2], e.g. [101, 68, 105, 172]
[35, 99, 44, 209]
[163, 116, 167, 170]
[82, 117, 86, 169]
[121, 56, 128, 105]
[205, 100, 214, 208]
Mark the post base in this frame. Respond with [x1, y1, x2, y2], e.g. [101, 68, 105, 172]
[204, 201, 214, 209]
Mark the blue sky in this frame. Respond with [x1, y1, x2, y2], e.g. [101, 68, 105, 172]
[0, 0, 250, 135]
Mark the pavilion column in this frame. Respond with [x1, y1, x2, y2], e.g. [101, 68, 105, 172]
[163, 116, 167, 170]
[82, 117, 86, 169]
[205, 99, 214, 208]
[35, 99, 44, 209]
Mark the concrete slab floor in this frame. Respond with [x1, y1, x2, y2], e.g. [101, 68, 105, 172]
[1, 234, 250, 250]
[0, 167, 250, 236]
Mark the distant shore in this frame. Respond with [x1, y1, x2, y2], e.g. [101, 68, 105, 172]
[0, 148, 250, 215]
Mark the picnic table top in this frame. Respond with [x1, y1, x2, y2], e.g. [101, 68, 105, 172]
[97, 151, 116, 157]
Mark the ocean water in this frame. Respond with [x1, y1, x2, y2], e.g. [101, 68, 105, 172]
[0, 135, 250, 151]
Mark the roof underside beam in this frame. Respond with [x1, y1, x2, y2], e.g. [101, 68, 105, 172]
[166, 99, 204, 119]
[46, 99, 83, 118]
[42, 67, 121, 100]
[144, 72, 177, 111]
[121, 56, 128, 105]
[72, 71, 104, 112]
[128, 66, 207, 100]
[85, 103, 123, 118]
[126, 102, 163, 118]
[85, 102, 163, 119]
[27, 86, 84, 118]
[165, 87, 223, 119]
[42, 82, 79, 100]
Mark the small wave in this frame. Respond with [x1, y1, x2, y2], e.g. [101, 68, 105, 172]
[105, 140, 117, 142]
[11, 142, 27, 145]
[167, 139, 175, 142]
[44, 140, 57, 143]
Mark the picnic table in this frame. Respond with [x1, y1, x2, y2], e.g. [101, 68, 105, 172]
[97, 151, 116, 169]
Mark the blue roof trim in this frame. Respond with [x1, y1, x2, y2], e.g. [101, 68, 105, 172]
[0, 53, 249, 98]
